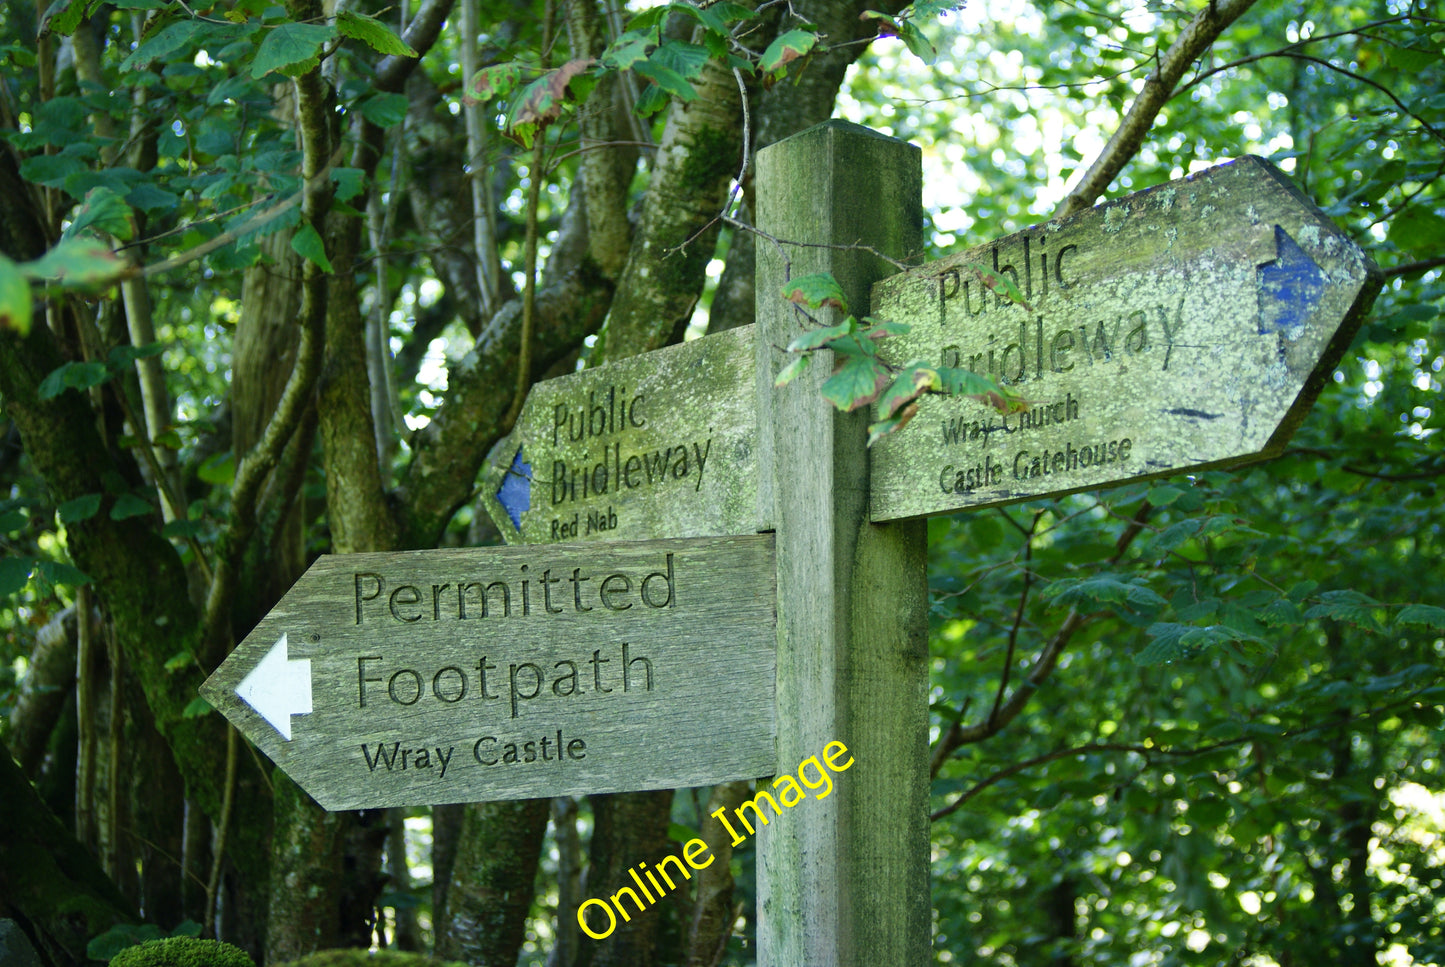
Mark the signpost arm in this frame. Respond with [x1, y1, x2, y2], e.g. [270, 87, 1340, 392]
[755, 120, 931, 966]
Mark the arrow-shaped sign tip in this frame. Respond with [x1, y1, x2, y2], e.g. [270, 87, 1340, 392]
[235, 632, 312, 741]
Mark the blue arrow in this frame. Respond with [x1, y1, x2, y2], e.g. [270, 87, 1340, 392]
[1258, 225, 1328, 348]
[495, 446, 531, 529]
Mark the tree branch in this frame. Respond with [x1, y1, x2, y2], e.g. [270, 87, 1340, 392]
[375, 0, 456, 91]
[396, 260, 616, 547]
[199, 36, 331, 662]
[1059, 0, 1260, 217]
[930, 501, 1154, 767]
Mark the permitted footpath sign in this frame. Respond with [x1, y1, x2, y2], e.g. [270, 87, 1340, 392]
[200, 535, 776, 810]
[482, 324, 758, 544]
[868, 156, 1383, 521]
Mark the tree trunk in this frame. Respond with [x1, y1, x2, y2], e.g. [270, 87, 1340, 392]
[435, 798, 550, 966]
[0, 738, 136, 967]
[580, 790, 676, 967]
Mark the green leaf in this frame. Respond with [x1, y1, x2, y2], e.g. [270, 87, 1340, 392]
[464, 62, 525, 105]
[1042, 575, 1166, 610]
[774, 353, 811, 387]
[38, 0, 92, 38]
[251, 22, 337, 79]
[183, 696, 214, 718]
[1383, 44, 1438, 72]
[335, 10, 416, 56]
[706, 1, 758, 24]
[290, 222, 333, 273]
[1304, 589, 1385, 631]
[820, 354, 891, 411]
[632, 60, 697, 102]
[760, 28, 817, 73]
[781, 272, 848, 313]
[958, 260, 1033, 310]
[0, 557, 32, 597]
[109, 493, 154, 520]
[898, 18, 936, 61]
[647, 39, 711, 80]
[107, 341, 167, 370]
[331, 167, 365, 202]
[1136, 622, 1268, 665]
[1388, 207, 1445, 259]
[632, 85, 669, 117]
[64, 187, 134, 242]
[0, 254, 32, 336]
[861, 319, 910, 339]
[936, 366, 998, 397]
[1147, 485, 1185, 506]
[508, 60, 595, 141]
[23, 237, 126, 288]
[786, 320, 854, 352]
[867, 414, 909, 445]
[909, 0, 967, 16]
[602, 35, 651, 71]
[357, 92, 408, 127]
[38, 360, 110, 398]
[58, 493, 103, 523]
[126, 183, 180, 214]
[165, 650, 195, 672]
[162, 518, 204, 539]
[198, 451, 235, 485]
[34, 559, 92, 589]
[18, 153, 86, 188]
[121, 20, 209, 71]
[1396, 603, 1445, 630]
[877, 362, 941, 418]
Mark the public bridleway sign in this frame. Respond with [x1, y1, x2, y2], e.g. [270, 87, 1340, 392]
[867, 156, 1384, 522]
[200, 534, 776, 810]
[481, 324, 759, 544]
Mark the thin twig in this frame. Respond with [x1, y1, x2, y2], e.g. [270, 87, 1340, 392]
[1172, 16, 1417, 100]
[501, 0, 554, 432]
[989, 510, 1042, 729]
[929, 501, 1155, 769]
[1280, 51, 1445, 146]
[203, 725, 237, 936]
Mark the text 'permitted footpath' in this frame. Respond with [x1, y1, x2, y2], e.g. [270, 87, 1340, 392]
[199, 536, 778, 811]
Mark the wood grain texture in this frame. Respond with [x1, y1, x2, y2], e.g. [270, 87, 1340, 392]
[481, 324, 759, 544]
[869, 156, 1384, 521]
[755, 120, 931, 967]
[200, 535, 776, 810]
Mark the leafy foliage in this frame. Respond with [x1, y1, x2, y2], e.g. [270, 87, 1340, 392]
[776, 272, 1028, 441]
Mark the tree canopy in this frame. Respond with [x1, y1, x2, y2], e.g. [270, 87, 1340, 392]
[0, 0, 1441, 965]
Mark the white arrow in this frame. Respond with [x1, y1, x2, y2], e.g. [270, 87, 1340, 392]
[235, 632, 312, 740]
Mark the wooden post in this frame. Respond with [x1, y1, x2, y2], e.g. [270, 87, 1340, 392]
[755, 120, 931, 965]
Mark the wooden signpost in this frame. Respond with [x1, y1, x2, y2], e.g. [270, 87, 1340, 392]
[200, 535, 776, 811]
[868, 156, 1383, 521]
[481, 324, 759, 544]
[202, 121, 1384, 967]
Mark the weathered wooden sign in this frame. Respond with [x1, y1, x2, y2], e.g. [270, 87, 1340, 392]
[868, 156, 1383, 522]
[482, 325, 758, 544]
[200, 535, 776, 810]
